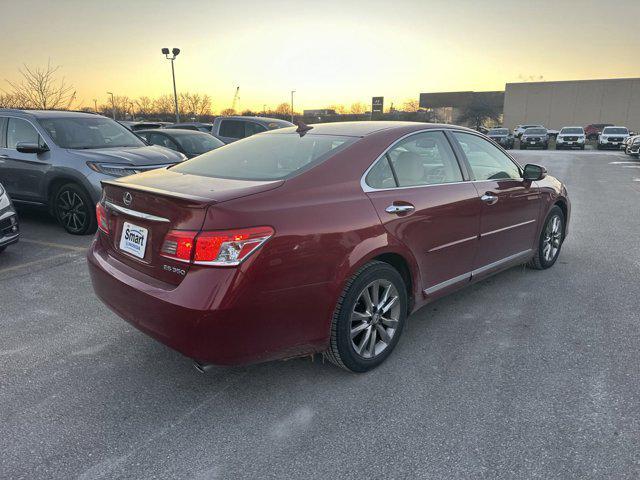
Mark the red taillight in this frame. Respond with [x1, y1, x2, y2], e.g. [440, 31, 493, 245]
[96, 203, 109, 234]
[161, 230, 197, 262]
[161, 226, 274, 266]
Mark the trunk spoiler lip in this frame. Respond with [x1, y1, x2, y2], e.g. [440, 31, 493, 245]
[101, 179, 215, 203]
[100, 177, 286, 204]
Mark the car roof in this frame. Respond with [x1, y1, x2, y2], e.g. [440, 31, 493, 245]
[0, 109, 104, 119]
[560, 126, 584, 129]
[137, 128, 212, 136]
[221, 116, 292, 124]
[170, 122, 212, 126]
[603, 125, 627, 129]
[265, 121, 473, 138]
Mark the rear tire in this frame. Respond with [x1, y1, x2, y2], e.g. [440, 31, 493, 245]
[527, 206, 564, 270]
[53, 183, 97, 235]
[325, 261, 408, 372]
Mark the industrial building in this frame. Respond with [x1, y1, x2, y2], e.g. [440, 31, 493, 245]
[503, 78, 640, 131]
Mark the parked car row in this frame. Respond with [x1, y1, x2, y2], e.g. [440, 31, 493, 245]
[489, 124, 635, 151]
[121, 116, 293, 144]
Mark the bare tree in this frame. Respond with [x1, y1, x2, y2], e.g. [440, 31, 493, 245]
[402, 99, 420, 112]
[327, 104, 346, 114]
[275, 103, 291, 116]
[179, 92, 212, 120]
[4, 61, 76, 110]
[219, 108, 237, 116]
[153, 95, 175, 118]
[135, 96, 154, 117]
[456, 98, 502, 130]
[0, 93, 25, 108]
[350, 102, 367, 114]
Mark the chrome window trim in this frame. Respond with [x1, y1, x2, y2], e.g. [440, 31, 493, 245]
[104, 201, 170, 223]
[422, 249, 533, 296]
[360, 127, 524, 193]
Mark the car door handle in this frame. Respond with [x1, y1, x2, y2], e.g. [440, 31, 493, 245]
[385, 204, 415, 214]
[481, 193, 499, 205]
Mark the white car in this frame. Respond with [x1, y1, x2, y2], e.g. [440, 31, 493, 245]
[556, 126, 586, 150]
[597, 126, 630, 150]
[625, 135, 640, 156]
[514, 124, 544, 138]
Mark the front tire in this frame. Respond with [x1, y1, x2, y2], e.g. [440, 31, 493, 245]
[325, 261, 408, 372]
[527, 206, 565, 270]
[53, 183, 97, 235]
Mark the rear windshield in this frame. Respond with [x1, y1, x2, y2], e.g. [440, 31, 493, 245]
[170, 133, 356, 180]
[603, 127, 628, 135]
[525, 128, 546, 135]
[560, 128, 584, 134]
[489, 129, 509, 135]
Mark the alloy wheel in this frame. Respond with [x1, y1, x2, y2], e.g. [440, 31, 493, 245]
[542, 215, 562, 262]
[57, 189, 88, 233]
[350, 279, 401, 359]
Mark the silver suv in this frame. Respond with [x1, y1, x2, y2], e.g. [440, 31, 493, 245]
[0, 109, 186, 234]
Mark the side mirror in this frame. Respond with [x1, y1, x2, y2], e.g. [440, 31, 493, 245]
[523, 163, 547, 181]
[16, 142, 48, 154]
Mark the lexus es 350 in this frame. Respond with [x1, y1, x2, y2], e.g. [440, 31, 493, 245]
[87, 122, 570, 372]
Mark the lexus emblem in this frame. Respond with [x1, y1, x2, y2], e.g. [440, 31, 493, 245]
[123, 192, 132, 206]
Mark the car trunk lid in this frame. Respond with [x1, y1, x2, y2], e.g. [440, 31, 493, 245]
[100, 169, 284, 285]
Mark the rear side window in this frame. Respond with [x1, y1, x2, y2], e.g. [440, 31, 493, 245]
[365, 131, 463, 189]
[453, 132, 521, 181]
[219, 120, 244, 139]
[171, 133, 355, 180]
[7, 118, 42, 149]
[245, 122, 267, 137]
[148, 133, 179, 151]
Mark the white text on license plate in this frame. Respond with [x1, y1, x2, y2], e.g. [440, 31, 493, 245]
[119, 222, 148, 259]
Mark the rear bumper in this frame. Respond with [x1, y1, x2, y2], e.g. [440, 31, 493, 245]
[87, 238, 330, 365]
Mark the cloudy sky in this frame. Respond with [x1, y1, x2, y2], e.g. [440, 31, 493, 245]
[1, 0, 639, 111]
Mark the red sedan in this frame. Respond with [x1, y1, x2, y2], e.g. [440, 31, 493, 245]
[87, 122, 570, 372]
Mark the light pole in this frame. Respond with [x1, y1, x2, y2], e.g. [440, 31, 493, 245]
[162, 47, 181, 122]
[290, 90, 296, 123]
[107, 92, 115, 120]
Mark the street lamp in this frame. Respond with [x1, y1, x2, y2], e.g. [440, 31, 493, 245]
[290, 90, 296, 123]
[162, 47, 181, 122]
[106, 92, 115, 120]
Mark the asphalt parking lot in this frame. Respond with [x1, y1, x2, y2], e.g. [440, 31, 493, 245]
[1, 149, 639, 479]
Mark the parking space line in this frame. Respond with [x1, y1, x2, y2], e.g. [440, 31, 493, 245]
[19, 238, 88, 253]
[0, 252, 79, 275]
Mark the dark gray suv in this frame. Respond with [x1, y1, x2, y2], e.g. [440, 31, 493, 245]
[0, 109, 186, 234]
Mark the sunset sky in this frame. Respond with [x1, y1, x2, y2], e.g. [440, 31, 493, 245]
[1, 0, 639, 112]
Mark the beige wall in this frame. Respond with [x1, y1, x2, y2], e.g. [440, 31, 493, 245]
[503, 78, 640, 131]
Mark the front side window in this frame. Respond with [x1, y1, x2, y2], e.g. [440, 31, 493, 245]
[365, 131, 463, 189]
[453, 132, 521, 181]
[39, 117, 145, 149]
[218, 120, 245, 139]
[7, 118, 43, 149]
[171, 133, 355, 180]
